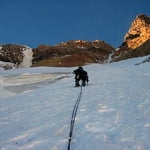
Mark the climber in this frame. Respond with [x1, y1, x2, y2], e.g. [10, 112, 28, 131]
[73, 66, 89, 87]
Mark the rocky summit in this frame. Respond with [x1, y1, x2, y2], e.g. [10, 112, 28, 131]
[124, 14, 150, 49]
[113, 14, 150, 61]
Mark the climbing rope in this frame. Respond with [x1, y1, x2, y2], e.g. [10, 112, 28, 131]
[67, 86, 83, 150]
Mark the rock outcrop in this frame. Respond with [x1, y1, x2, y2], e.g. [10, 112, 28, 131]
[32, 40, 115, 67]
[124, 14, 150, 49]
[112, 14, 150, 62]
[0, 41, 115, 69]
[0, 44, 33, 69]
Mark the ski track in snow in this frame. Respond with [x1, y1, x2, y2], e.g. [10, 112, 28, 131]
[0, 56, 150, 150]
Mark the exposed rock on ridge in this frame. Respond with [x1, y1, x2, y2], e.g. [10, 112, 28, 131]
[124, 14, 150, 49]
[0, 44, 33, 69]
[32, 40, 115, 67]
[112, 14, 150, 62]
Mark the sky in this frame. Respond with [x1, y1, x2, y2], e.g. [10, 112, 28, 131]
[0, 0, 150, 48]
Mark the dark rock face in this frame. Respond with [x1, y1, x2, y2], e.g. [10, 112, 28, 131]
[32, 40, 115, 67]
[0, 44, 33, 69]
[0, 44, 24, 65]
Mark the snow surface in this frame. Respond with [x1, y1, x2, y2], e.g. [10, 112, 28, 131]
[19, 46, 33, 68]
[0, 61, 15, 70]
[0, 56, 150, 150]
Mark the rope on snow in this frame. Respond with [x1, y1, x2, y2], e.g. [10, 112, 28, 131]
[67, 86, 83, 150]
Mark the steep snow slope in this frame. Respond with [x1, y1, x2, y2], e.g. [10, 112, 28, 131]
[0, 56, 150, 150]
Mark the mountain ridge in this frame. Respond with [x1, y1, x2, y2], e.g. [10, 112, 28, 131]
[32, 40, 115, 67]
[0, 14, 150, 69]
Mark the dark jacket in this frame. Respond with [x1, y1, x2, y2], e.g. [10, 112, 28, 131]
[73, 67, 89, 82]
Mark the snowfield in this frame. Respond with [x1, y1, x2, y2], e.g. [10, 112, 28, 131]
[0, 56, 150, 150]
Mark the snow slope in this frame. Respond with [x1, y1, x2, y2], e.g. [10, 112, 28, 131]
[0, 56, 150, 150]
